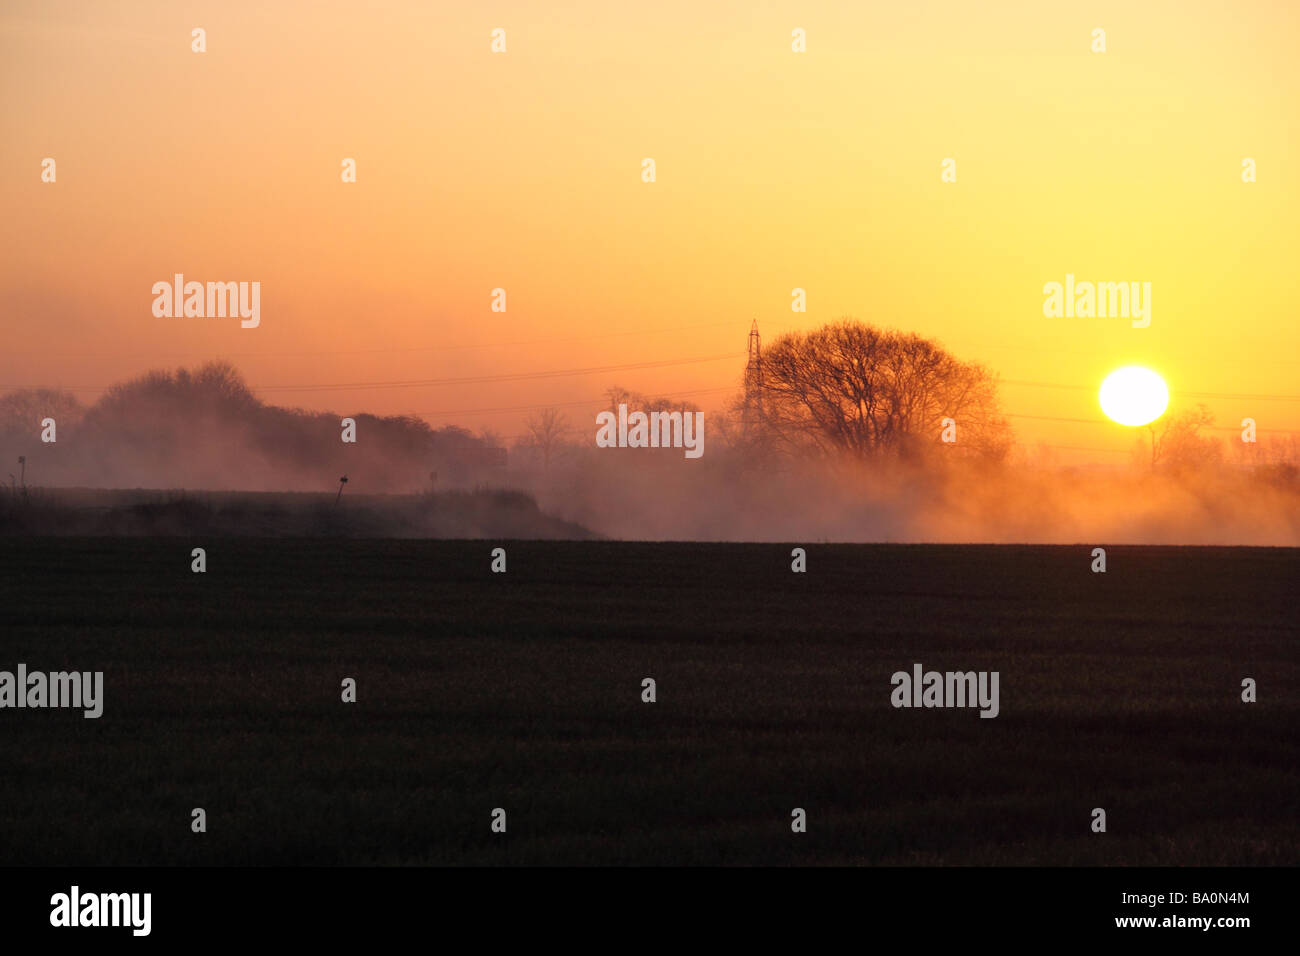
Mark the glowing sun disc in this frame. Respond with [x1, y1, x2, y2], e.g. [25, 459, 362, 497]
[1099, 366, 1169, 427]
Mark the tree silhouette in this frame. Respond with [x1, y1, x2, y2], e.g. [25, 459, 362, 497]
[755, 319, 1010, 462]
[521, 408, 571, 469]
[1143, 404, 1222, 472]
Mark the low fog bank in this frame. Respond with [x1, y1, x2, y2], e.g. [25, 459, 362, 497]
[519, 453, 1300, 546]
[4, 362, 1299, 544]
[8, 457, 1297, 545]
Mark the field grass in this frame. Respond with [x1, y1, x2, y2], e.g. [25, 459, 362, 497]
[0, 539, 1296, 865]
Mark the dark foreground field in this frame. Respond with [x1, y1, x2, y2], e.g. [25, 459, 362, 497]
[1, 540, 1296, 865]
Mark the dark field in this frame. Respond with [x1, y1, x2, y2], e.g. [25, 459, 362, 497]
[0, 488, 594, 539]
[1, 539, 1296, 866]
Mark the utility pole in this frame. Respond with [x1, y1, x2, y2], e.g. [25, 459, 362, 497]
[743, 319, 763, 441]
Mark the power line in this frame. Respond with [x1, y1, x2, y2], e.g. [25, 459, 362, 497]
[1182, 390, 1300, 404]
[1001, 379, 1093, 391]
[6, 365, 1298, 438]
[0, 320, 743, 361]
[1006, 412, 1108, 424]
[1006, 411, 1300, 435]
[975, 342, 1300, 368]
[1040, 444, 1130, 454]
[254, 354, 743, 393]
[417, 386, 737, 419]
[9, 356, 1300, 406]
[1, 353, 743, 395]
[1002, 379, 1300, 404]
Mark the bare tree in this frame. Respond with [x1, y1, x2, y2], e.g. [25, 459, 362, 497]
[603, 385, 698, 417]
[0, 388, 83, 433]
[522, 407, 571, 469]
[1143, 404, 1222, 472]
[756, 319, 1010, 462]
[604, 385, 632, 411]
[477, 427, 504, 449]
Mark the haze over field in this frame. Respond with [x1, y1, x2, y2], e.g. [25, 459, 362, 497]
[2, 354, 1298, 545]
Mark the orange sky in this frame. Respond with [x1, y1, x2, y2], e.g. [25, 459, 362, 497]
[3, 0, 1298, 457]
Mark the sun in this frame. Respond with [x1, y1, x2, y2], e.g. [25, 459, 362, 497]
[1099, 366, 1169, 427]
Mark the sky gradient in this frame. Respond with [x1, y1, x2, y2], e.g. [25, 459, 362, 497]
[3, 0, 1298, 456]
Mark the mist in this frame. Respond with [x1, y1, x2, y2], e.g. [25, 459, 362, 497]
[518, 445, 1300, 546]
[3, 363, 1299, 545]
